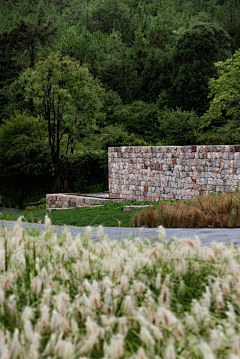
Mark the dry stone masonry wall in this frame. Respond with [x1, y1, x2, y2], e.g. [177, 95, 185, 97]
[108, 145, 240, 201]
[46, 194, 124, 209]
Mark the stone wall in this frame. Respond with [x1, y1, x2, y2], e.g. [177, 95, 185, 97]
[108, 145, 240, 201]
[46, 194, 125, 209]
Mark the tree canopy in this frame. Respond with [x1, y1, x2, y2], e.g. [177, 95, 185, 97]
[0, 113, 51, 196]
[171, 22, 231, 116]
[24, 52, 105, 191]
[202, 50, 240, 128]
[1, 0, 240, 199]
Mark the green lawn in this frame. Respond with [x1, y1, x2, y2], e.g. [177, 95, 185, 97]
[0, 201, 165, 227]
[30, 206, 138, 227]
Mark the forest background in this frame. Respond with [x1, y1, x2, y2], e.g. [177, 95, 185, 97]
[1, 0, 240, 206]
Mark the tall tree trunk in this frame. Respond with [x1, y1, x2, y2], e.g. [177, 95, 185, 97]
[55, 171, 61, 192]
[63, 179, 68, 192]
[54, 153, 62, 192]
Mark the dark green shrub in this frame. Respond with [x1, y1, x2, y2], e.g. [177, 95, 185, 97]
[159, 108, 199, 145]
[25, 203, 46, 211]
[66, 150, 108, 193]
[1, 194, 24, 209]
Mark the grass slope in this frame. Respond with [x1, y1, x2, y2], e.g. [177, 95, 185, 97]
[1, 201, 165, 227]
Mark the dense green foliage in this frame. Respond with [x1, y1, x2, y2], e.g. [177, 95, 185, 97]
[24, 52, 105, 191]
[171, 22, 231, 116]
[1, 0, 240, 201]
[202, 50, 240, 128]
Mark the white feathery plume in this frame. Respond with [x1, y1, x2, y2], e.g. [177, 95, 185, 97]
[0, 347, 10, 359]
[0, 251, 6, 272]
[226, 302, 236, 325]
[185, 314, 198, 333]
[42, 287, 52, 307]
[164, 342, 176, 359]
[44, 215, 51, 231]
[42, 334, 57, 356]
[118, 317, 128, 336]
[40, 305, 49, 328]
[198, 342, 215, 359]
[62, 341, 75, 359]
[155, 273, 161, 290]
[158, 225, 166, 240]
[104, 334, 124, 359]
[40, 268, 49, 285]
[0, 287, 5, 306]
[50, 310, 62, 332]
[104, 287, 112, 307]
[209, 329, 224, 351]
[120, 275, 129, 293]
[98, 225, 104, 239]
[32, 276, 42, 296]
[232, 335, 240, 356]
[10, 329, 22, 358]
[8, 295, 17, 315]
[83, 279, 92, 292]
[69, 240, 79, 258]
[90, 290, 101, 309]
[149, 324, 163, 341]
[123, 295, 135, 316]
[75, 260, 83, 277]
[24, 320, 34, 342]
[159, 275, 170, 308]
[200, 286, 211, 310]
[134, 281, 146, 294]
[136, 347, 148, 359]
[26, 344, 38, 359]
[140, 326, 155, 347]
[54, 339, 65, 357]
[66, 231, 73, 246]
[85, 226, 92, 239]
[3, 273, 14, 291]
[79, 333, 98, 354]
[86, 317, 98, 337]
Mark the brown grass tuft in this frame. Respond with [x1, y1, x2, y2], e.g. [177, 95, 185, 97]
[131, 192, 240, 228]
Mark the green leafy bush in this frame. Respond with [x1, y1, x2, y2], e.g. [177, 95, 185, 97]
[25, 203, 46, 211]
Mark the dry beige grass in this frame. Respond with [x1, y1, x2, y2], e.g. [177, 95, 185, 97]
[131, 192, 240, 228]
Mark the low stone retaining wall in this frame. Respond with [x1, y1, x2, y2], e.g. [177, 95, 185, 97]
[124, 205, 150, 212]
[46, 193, 125, 209]
[108, 145, 240, 201]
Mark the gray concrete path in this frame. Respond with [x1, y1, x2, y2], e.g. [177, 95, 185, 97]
[1, 220, 240, 246]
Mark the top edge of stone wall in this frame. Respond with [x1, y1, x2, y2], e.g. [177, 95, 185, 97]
[108, 145, 240, 153]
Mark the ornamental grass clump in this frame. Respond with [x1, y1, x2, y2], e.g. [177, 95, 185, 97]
[1, 218, 240, 358]
[131, 192, 240, 228]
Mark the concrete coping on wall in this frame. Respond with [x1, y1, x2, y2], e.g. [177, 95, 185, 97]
[123, 205, 151, 212]
[108, 145, 240, 153]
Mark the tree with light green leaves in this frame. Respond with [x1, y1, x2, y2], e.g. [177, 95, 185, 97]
[201, 50, 240, 129]
[23, 52, 105, 191]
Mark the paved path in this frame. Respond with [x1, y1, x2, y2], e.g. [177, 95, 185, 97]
[1, 220, 240, 246]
